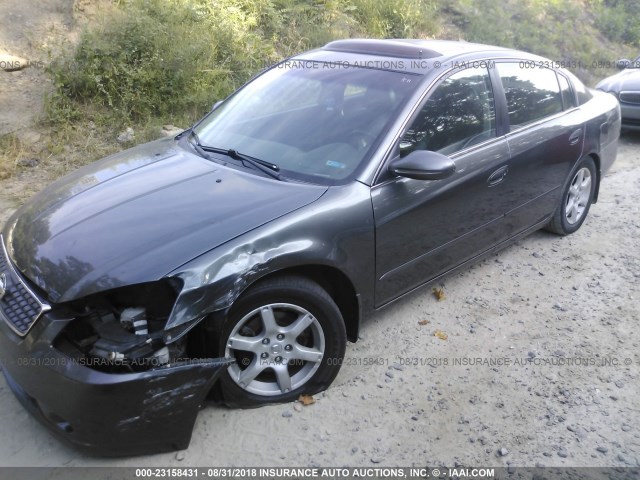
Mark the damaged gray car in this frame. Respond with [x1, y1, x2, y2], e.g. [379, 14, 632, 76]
[0, 39, 620, 455]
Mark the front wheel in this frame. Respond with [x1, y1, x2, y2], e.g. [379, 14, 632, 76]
[219, 275, 346, 408]
[545, 157, 597, 235]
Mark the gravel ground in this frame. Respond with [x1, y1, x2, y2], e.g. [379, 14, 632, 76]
[0, 133, 638, 471]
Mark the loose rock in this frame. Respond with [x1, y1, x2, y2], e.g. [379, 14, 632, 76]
[0, 53, 28, 71]
[117, 127, 135, 143]
[18, 158, 39, 168]
[161, 125, 184, 137]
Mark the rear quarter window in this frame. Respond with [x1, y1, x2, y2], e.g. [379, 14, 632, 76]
[496, 63, 563, 128]
[563, 70, 593, 105]
[558, 73, 577, 110]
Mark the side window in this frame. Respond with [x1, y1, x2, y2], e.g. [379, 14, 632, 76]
[564, 70, 593, 105]
[558, 73, 577, 110]
[496, 63, 563, 128]
[400, 67, 496, 156]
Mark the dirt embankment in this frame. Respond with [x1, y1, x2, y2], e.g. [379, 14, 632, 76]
[0, 0, 74, 135]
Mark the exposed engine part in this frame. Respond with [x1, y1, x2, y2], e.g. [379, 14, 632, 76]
[150, 346, 170, 366]
[55, 306, 186, 373]
[88, 309, 156, 363]
[120, 307, 148, 335]
[108, 351, 125, 362]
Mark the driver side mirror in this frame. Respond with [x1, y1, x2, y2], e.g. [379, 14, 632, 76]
[389, 150, 456, 181]
[616, 58, 631, 70]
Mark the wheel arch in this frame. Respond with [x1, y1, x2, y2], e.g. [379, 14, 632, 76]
[585, 151, 601, 203]
[240, 265, 361, 343]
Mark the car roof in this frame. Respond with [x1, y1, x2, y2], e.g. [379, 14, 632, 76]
[295, 38, 544, 75]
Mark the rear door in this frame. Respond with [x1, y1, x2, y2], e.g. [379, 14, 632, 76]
[372, 66, 514, 306]
[494, 63, 584, 235]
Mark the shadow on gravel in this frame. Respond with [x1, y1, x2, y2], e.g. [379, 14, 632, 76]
[620, 129, 640, 144]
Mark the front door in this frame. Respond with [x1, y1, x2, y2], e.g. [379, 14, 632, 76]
[372, 66, 513, 306]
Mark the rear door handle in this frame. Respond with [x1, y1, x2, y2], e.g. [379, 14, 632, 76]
[569, 128, 582, 145]
[487, 165, 509, 187]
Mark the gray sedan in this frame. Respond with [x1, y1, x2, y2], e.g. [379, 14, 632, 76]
[596, 55, 640, 130]
[0, 39, 621, 455]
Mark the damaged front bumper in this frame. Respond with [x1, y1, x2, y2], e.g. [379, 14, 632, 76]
[0, 309, 232, 456]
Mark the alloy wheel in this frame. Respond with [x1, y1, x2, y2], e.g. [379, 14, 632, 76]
[225, 303, 325, 396]
[565, 167, 592, 225]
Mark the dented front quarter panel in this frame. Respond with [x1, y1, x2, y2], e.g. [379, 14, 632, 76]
[166, 182, 376, 332]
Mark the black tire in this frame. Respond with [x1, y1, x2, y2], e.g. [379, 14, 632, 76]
[545, 157, 597, 235]
[218, 275, 346, 408]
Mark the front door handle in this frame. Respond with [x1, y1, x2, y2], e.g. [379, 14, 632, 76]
[569, 128, 582, 145]
[487, 165, 509, 187]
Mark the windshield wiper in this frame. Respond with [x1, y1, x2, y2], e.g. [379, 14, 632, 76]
[188, 130, 213, 161]
[204, 147, 281, 180]
[188, 131, 281, 180]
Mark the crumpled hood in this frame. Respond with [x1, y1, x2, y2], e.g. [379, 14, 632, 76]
[3, 138, 326, 303]
[596, 68, 640, 92]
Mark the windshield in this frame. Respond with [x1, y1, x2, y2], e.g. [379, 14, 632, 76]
[194, 61, 421, 184]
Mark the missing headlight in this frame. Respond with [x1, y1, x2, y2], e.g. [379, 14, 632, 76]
[53, 279, 187, 372]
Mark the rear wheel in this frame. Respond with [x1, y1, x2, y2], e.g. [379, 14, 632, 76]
[546, 157, 597, 235]
[219, 276, 346, 408]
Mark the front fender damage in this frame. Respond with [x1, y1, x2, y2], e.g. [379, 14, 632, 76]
[163, 183, 374, 341]
[166, 239, 314, 334]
